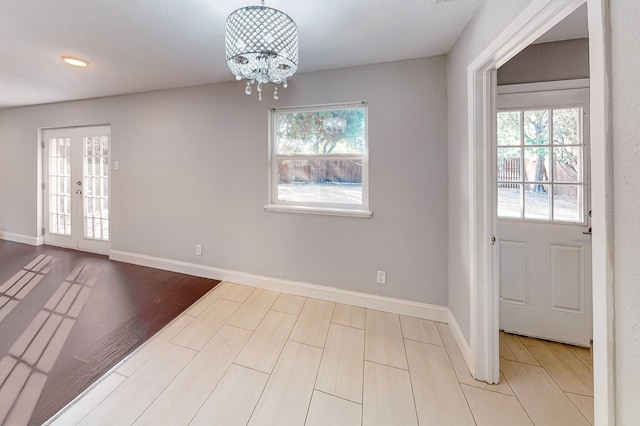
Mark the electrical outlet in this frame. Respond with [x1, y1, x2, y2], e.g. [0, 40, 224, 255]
[196, 244, 202, 256]
[376, 270, 386, 284]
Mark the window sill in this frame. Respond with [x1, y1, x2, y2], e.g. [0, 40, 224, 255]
[264, 204, 373, 218]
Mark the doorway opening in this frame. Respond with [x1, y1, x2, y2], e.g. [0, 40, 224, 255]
[41, 125, 111, 255]
[467, 0, 613, 423]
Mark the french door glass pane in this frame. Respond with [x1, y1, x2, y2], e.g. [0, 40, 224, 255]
[49, 137, 71, 235]
[83, 135, 109, 241]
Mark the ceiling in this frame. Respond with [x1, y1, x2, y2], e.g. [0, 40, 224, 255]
[0, 0, 479, 108]
[534, 3, 588, 44]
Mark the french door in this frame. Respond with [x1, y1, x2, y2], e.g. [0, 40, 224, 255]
[43, 126, 111, 254]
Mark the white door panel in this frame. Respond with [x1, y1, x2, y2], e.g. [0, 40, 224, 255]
[498, 221, 592, 346]
[497, 88, 592, 347]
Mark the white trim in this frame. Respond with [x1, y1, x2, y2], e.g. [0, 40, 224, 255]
[586, 0, 616, 424]
[466, 0, 613, 422]
[0, 231, 43, 246]
[448, 309, 474, 373]
[109, 249, 448, 322]
[264, 204, 372, 218]
[497, 78, 590, 94]
[467, 0, 588, 385]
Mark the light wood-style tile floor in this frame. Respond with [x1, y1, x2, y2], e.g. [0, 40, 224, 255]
[47, 282, 594, 425]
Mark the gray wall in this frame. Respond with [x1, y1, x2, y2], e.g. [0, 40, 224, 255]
[611, 0, 640, 421]
[497, 38, 589, 85]
[446, 0, 533, 342]
[0, 57, 449, 306]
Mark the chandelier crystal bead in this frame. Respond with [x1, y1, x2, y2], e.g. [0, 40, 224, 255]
[225, 1, 298, 100]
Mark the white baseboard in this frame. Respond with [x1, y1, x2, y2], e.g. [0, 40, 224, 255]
[109, 250, 449, 323]
[0, 231, 43, 246]
[447, 310, 474, 375]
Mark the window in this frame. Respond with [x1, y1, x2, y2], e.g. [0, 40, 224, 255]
[267, 103, 370, 216]
[497, 107, 587, 222]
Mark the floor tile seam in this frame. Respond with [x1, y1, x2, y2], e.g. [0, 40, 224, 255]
[71, 373, 128, 425]
[499, 355, 540, 367]
[513, 335, 544, 365]
[128, 344, 201, 426]
[241, 309, 300, 374]
[230, 362, 271, 377]
[313, 323, 365, 405]
[503, 361, 575, 426]
[313, 388, 364, 407]
[564, 391, 594, 425]
[400, 338, 422, 426]
[406, 335, 476, 426]
[402, 336, 444, 348]
[564, 390, 594, 398]
[305, 334, 329, 426]
[363, 359, 409, 372]
[181, 358, 240, 426]
[460, 382, 536, 426]
[115, 315, 197, 377]
[518, 343, 593, 397]
[330, 320, 365, 331]
[437, 324, 519, 398]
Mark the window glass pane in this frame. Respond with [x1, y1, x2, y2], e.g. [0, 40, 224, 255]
[554, 185, 583, 221]
[275, 108, 366, 155]
[553, 108, 580, 145]
[498, 184, 522, 218]
[277, 159, 362, 205]
[524, 185, 550, 220]
[497, 111, 521, 146]
[524, 147, 550, 182]
[497, 148, 521, 184]
[554, 146, 582, 183]
[524, 110, 549, 145]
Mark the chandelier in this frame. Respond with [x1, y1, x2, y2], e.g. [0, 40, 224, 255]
[225, 1, 298, 101]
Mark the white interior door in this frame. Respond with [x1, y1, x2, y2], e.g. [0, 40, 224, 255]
[496, 86, 592, 346]
[43, 125, 111, 254]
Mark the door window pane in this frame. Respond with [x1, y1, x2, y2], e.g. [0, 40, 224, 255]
[524, 147, 550, 182]
[524, 110, 549, 145]
[498, 185, 522, 218]
[553, 108, 580, 145]
[497, 112, 521, 146]
[553, 146, 582, 182]
[554, 185, 583, 221]
[525, 186, 550, 220]
[49, 137, 72, 236]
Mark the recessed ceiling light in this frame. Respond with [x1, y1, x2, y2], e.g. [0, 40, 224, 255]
[62, 56, 89, 67]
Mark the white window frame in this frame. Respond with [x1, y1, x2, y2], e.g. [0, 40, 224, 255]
[265, 102, 372, 217]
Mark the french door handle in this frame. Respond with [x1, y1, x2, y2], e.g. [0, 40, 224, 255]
[75, 190, 82, 195]
[76, 181, 82, 186]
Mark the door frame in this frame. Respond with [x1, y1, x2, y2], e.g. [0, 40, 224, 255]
[39, 124, 112, 255]
[467, 0, 614, 424]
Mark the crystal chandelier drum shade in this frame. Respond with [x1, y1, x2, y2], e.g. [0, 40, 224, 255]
[225, 3, 298, 100]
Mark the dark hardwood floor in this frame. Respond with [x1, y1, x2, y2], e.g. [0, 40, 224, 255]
[0, 240, 219, 425]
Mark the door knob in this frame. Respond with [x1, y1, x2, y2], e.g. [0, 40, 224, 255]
[75, 190, 82, 195]
[76, 181, 82, 186]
